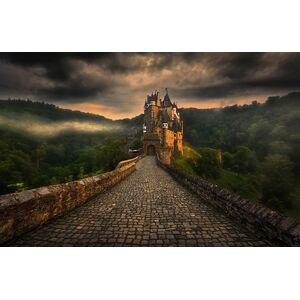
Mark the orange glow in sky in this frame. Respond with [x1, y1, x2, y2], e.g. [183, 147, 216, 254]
[60, 95, 269, 119]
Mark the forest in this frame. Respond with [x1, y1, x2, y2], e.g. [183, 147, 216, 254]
[175, 92, 300, 219]
[0, 100, 130, 194]
[0, 93, 299, 219]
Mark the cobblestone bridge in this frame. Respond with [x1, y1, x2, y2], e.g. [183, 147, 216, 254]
[9, 156, 271, 246]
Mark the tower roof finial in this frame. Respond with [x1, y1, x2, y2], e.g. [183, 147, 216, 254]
[163, 88, 172, 106]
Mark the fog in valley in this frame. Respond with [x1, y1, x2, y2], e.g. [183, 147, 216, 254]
[0, 112, 123, 138]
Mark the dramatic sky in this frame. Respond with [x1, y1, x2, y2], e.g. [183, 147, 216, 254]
[1, 53, 300, 119]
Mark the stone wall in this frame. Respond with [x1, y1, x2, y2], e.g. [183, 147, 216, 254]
[157, 158, 300, 246]
[0, 156, 142, 244]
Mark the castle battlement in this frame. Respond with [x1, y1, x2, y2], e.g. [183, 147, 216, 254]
[142, 89, 183, 164]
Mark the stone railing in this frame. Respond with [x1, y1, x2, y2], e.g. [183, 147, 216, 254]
[157, 158, 300, 246]
[115, 155, 143, 169]
[0, 155, 142, 244]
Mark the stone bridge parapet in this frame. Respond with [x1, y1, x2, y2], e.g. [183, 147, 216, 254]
[0, 155, 143, 244]
[157, 158, 300, 246]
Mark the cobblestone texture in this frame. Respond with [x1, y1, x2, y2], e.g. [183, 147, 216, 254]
[8, 156, 271, 246]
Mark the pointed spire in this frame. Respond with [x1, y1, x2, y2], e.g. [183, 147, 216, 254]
[163, 88, 172, 106]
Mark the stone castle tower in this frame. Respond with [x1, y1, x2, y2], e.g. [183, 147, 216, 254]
[142, 89, 183, 164]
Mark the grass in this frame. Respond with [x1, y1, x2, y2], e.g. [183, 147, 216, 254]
[173, 145, 200, 176]
[175, 146, 261, 202]
[212, 169, 261, 202]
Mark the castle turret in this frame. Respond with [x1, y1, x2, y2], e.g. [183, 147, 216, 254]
[162, 88, 172, 107]
[142, 89, 183, 164]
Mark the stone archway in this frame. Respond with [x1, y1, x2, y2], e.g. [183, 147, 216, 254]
[146, 144, 156, 155]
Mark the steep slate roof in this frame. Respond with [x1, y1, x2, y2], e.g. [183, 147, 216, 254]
[162, 92, 172, 107]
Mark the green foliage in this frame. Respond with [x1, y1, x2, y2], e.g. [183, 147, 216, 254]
[180, 92, 300, 175]
[214, 169, 261, 201]
[222, 151, 234, 170]
[260, 154, 295, 210]
[174, 146, 260, 200]
[0, 99, 112, 123]
[173, 145, 200, 175]
[129, 139, 143, 150]
[288, 184, 300, 219]
[268, 140, 292, 156]
[0, 100, 133, 194]
[0, 128, 128, 194]
[232, 146, 258, 174]
[174, 143, 299, 219]
[96, 139, 128, 171]
[1, 94, 300, 220]
[178, 92, 300, 218]
[194, 147, 221, 179]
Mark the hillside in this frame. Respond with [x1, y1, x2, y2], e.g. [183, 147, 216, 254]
[179, 92, 300, 174]
[0, 100, 132, 194]
[0, 93, 299, 219]
[174, 92, 300, 219]
[0, 99, 113, 123]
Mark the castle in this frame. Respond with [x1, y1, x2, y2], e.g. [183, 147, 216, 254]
[142, 89, 183, 164]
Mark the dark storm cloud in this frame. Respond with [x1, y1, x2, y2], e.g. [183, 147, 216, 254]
[143, 52, 300, 101]
[177, 79, 300, 101]
[1, 52, 112, 81]
[172, 53, 300, 100]
[1, 52, 300, 117]
[40, 80, 106, 100]
[0, 53, 117, 100]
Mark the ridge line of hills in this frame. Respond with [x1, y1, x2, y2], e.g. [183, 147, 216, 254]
[1, 91, 299, 124]
[0, 91, 299, 219]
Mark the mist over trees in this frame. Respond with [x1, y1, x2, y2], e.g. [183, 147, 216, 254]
[0, 93, 299, 219]
[0, 100, 129, 194]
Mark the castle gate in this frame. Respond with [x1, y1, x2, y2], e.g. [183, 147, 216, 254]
[146, 144, 156, 155]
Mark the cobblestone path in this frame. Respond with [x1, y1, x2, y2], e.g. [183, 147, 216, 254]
[9, 156, 271, 246]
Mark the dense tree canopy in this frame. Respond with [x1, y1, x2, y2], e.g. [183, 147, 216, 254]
[194, 148, 221, 179]
[0, 100, 130, 194]
[0, 93, 299, 219]
[180, 92, 300, 177]
[261, 154, 295, 210]
[174, 93, 300, 218]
